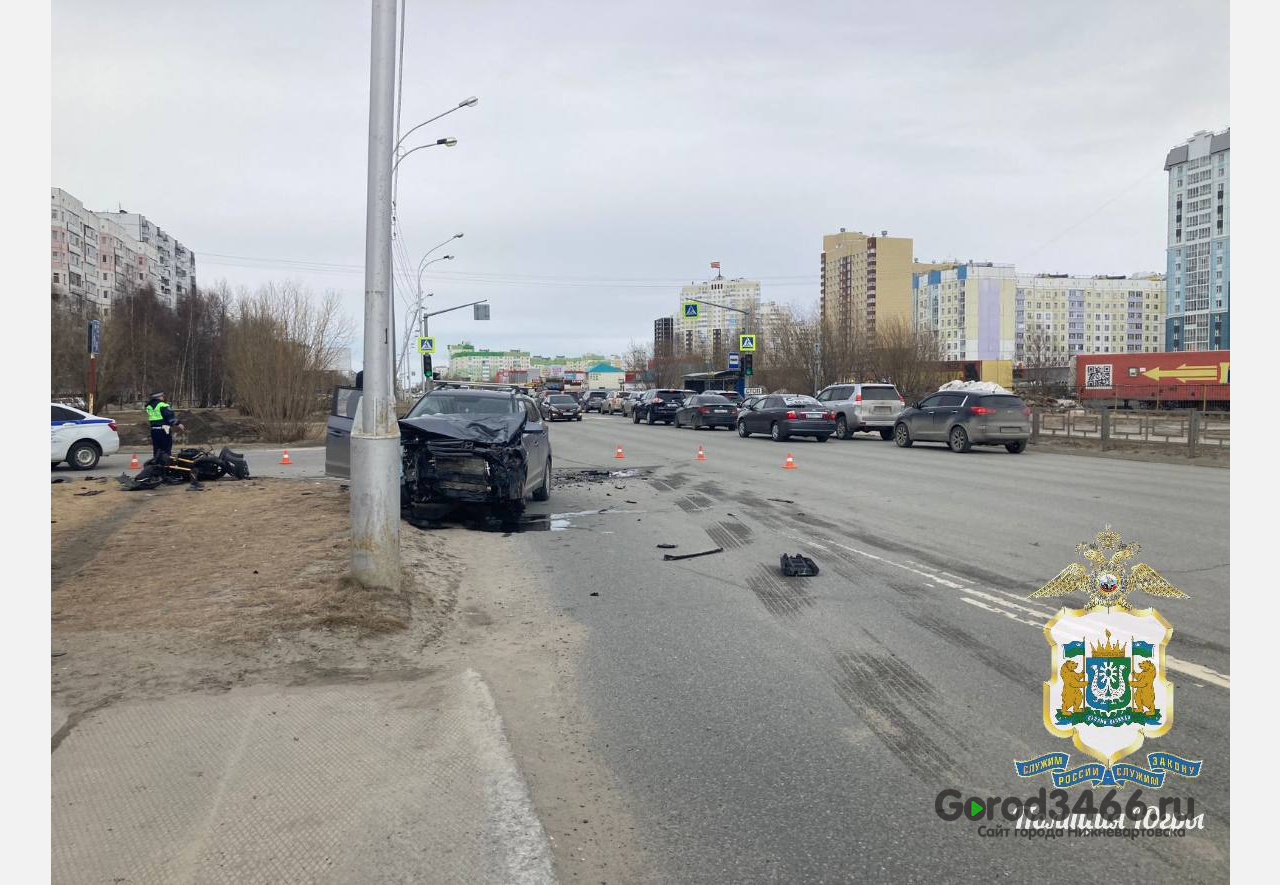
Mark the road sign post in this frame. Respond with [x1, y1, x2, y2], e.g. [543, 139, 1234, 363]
[727, 351, 740, 370]
[86, 319, 100, 415]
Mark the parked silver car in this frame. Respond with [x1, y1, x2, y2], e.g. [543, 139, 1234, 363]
[893, 391, 1031, 453]
[815, 382, 903, 440]
[619, 390, 648, 418]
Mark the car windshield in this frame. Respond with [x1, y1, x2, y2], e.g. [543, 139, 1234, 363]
[653, 391, 684, 401]
[548, 395, 577, 404]
[860, 386, 899, 400]
[407, 393, 517, 417]
[699, 394, 730, 404]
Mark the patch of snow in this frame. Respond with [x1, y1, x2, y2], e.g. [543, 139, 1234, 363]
[938, 379, 1011, 395]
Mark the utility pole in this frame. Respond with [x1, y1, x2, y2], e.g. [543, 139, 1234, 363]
[350, 0, 401, 590]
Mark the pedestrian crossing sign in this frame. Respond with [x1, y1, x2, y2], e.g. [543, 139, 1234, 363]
[683, 301, 699, 318]
[417, 336, 435, 355]
[739, 334, 756, 352]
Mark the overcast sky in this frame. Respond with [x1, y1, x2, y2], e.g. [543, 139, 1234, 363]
[52, 0, 1229, 363]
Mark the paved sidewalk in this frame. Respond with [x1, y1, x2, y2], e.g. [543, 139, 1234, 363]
[53, 669, 555, 885]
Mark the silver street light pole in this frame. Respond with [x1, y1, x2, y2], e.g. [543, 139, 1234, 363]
[351, 0, 401, 590]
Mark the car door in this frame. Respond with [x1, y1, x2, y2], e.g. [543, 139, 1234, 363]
[51, 405, 81, 460]
[928, 393, 966, 439]
[519, 397, 549, 494]
[325, 387, 361, 478]
[751, 396, 779, 432]
[909, 394, 944, 440]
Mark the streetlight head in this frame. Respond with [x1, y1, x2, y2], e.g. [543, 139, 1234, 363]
[438, 137, 458, 147]
[444, 255, 455, 260]
[460, 96, 479, 108]
[453, 233, 464, 239]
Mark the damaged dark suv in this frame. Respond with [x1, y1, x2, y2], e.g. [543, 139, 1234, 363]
[325, 387, 552, 517]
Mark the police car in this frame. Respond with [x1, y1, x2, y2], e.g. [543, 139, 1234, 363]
[51, 403, 120, 469]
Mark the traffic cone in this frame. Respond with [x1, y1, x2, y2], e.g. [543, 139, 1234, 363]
[696, 445, 706, 461]
[280, 449, 292, 465]
[783, 452, 797, 470]
[614, 445, 625, 459]
[129, 452, 140, 469]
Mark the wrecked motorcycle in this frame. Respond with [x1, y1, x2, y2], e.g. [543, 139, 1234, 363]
[119, 446, 251, 490]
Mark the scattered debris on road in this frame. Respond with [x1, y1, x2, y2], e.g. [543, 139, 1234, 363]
[656, 543, 678, 549]
[74, 490, 105, 497]
[780, 554, 820, 577]
[663, 547, 724, 561]
[767, 498, 794, 504]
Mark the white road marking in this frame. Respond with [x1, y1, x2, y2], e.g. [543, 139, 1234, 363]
[794, 533, 1231, 691]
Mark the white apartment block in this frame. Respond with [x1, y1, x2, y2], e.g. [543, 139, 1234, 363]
[1014, 273, 1165, 366]
[912, 263, 1017, 361]
[51, 187, 197, 312]
[674, 276, 761, 355]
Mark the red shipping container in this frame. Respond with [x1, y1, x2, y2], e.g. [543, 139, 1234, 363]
[1074, 351, 1229, 407]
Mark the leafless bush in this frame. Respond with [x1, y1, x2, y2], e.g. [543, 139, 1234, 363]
[227, 282, 353, 442]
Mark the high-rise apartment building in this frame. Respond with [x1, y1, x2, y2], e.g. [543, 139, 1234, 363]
[51, 187, 197, 312]
[1163, 128, 1229, 351]
[674, 274, 761, 355]
[820, 229, 915, 343]
[653, 316, 675, 360]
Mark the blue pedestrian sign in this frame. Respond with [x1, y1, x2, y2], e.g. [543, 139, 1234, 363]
[727, 352, 740, 370]
[417, 336, 435, 355]
[739, 334, 757, 352]
[682, 301, 699, 318]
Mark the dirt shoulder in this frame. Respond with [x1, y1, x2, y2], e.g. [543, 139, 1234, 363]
[50, 477, 644, 882]
[104, 407, 325, 448]
[1030, 437, 1229, 467]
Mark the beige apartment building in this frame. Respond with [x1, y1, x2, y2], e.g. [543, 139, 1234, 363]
[820, 229, 923, 343]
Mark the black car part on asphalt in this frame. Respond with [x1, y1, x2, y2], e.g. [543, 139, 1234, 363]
[780, 554, 820, 577]
[399, 412, 532, 519]
[662, 547, 724, 561]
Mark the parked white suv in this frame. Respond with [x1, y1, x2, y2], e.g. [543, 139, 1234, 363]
[814, 383, 904, 440]
[51, 403, 120, 469]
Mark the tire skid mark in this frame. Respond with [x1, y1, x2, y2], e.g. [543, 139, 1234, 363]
[746, 564, 815, 618]
[704, 524, 742, 550]
[831, 639, 968, 784]
[901, 608, 1039, 685]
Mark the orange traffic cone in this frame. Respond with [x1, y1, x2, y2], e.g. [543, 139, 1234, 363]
[614, 445, 625, 459]
[696, 445, 706, 461]
[783, 452, 797, 470]
[129, 452, 140, 469]
[280, 449, 292, 465]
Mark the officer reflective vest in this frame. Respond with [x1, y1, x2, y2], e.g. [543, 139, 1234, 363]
[146, 401, 170, 426]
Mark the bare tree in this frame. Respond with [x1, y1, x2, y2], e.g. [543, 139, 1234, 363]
[1021, 323, 1067, 386]
[623, 340, 651, 375]
[871, 316, 946, 402]
[226, 281, 353, 442]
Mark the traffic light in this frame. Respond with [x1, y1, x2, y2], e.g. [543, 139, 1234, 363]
[422, 354, 433, 376]
[743, 354, 754, 376]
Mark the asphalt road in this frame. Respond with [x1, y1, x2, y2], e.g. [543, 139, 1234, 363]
[513, 414, 1229, 882]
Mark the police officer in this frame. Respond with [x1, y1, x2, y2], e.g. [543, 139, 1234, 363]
[145, 390, 184, 463]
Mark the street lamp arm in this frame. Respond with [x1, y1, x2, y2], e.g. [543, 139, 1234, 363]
[396, 137, 463, 171]
[393, 97, 477, 153]
[416, 255, 454, 293]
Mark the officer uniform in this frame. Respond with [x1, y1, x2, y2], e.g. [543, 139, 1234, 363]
[145, 392, 179, 463]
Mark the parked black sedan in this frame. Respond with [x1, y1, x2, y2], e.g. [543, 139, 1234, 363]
[736, 394, 836, 442]
[673, 393, 739, 430]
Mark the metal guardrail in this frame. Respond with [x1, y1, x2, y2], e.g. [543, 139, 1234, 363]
[1032, 409, 1228, 456]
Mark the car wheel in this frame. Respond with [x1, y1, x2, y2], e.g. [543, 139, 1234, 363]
[737, 421, 751, 438]
[835, 416, 849, 440]
[68, 440, 101, 470]
[647, 413, 655, 425]
[1006, 440, 1027, 454]
[949, 426, 972, 453]
[879, 428, 894, 441]
[894, 423, 913, 448]
[815, 434, 829, 443]
[576, 415, 582, 421]
[771, 422, 787, 442]
[532, 457, 552, 501]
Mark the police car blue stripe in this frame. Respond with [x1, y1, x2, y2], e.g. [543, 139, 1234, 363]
[51, 418, 113, 426]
